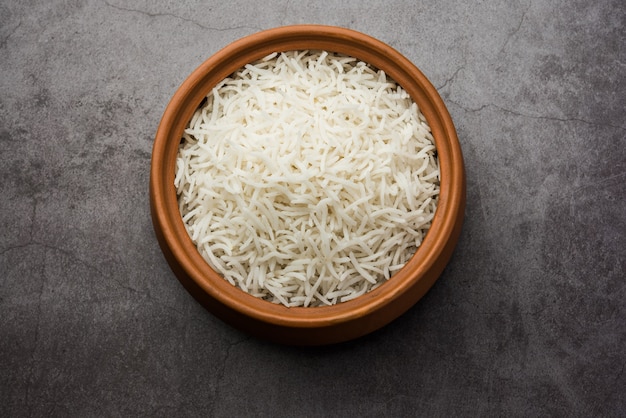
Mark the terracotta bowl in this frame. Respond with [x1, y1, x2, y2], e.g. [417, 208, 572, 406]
[150, 25, 465, 346]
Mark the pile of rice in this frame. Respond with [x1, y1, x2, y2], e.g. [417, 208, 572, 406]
[175, 50, 439, 307]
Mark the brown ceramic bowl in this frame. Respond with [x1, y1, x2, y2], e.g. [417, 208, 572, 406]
[150, 25, 465, 346]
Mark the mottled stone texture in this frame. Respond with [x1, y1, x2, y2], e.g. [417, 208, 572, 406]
[1, 0, 624, 416]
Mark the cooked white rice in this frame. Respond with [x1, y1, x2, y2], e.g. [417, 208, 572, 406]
[175, 50, 439, 307]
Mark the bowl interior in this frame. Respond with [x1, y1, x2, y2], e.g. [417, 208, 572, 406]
[150, 25, 465, 343]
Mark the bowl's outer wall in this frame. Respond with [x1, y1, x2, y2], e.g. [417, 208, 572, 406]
[150, 25, 466, 345]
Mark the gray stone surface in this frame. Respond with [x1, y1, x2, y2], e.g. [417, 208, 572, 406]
[1, 0, 624, 416]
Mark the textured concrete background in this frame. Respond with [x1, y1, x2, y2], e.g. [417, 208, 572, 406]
[1, 0, 624, 416]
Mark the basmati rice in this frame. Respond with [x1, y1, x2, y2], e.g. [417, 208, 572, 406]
[175, 50, 439, 307]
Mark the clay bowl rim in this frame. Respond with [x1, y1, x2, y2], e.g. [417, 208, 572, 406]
[150, 25, 465, 332]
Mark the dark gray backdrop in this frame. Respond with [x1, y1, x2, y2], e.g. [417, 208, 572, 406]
[1, 0, 624, 416]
